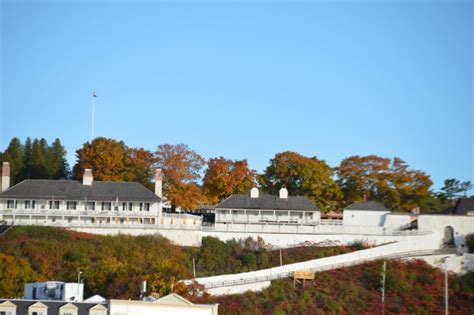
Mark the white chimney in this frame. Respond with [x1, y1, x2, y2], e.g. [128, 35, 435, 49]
[154, 169, 162, 198]
[279, 186, 288, 199]
[2, 162, 10, 192]
[250, 187, 259, 198]
[83, 169, 93, 186]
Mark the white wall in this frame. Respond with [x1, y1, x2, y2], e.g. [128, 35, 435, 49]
[108, 300, 217, 315]
[343, 210, 390, 226]
[384, 214, 412, 228]
[203, 230, 427, 248]
[417, 215, 474, 248]
[406, 253, 474, 275]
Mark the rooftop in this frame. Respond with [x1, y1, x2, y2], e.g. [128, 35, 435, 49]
[216, 194, 319, 211]
[442, 197, 474, 215]
[0, 179, 160, 202]
[344, 201, 390, 212]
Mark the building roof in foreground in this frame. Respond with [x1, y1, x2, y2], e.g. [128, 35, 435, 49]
[344, 201, 390, 212]
[0, 299, 103, 315]
[0, 179, 160, 202]
[216, 194, 319, 211]
[441, 198, 474, 215]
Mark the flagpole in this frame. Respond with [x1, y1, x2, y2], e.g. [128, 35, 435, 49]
[91, 91, 96, 141]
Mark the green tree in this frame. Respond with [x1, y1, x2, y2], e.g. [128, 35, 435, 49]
[29, 139, 49, 179]
[21, 137, 33, 180]
[0, 137, 24, 184]
[258, 151, 342, 211]
[439, 179, 465, 200]
[47, 138, 70, 179]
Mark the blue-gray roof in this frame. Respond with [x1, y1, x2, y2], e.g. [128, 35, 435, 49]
[216, 194, 319, 211]
[0, 179, 160, 202]
[345, 201, 390, 212]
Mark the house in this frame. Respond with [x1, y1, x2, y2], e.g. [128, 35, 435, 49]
[215, 187, 320, 226]
[343, 201, 391, 226]
[0, 162, 203, 246]
[0, 281, 218, 315]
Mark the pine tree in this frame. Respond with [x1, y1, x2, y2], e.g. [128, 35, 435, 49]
[47, 139, 69, 179]
[21, 137, 33, 180]
[0, 137, 24, 184]
[30, 139, 49, 179]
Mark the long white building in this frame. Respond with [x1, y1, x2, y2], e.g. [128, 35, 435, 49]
[0, 162, 202, 246]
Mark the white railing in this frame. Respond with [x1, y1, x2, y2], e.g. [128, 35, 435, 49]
[194, 248, 444, 289]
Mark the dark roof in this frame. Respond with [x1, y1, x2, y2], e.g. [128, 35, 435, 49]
[345, 201, 390, 212]
[442, 198, 474, 215]
[216, 194, 319, 211]
[0, 299, 105, 315]
[0, 179, 160, 202]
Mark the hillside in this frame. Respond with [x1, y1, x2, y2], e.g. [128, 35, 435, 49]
[189, 260, 474, 314]
[0, 226, 358, 299]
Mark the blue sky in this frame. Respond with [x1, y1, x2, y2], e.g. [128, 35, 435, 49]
[1, 0, 472, 191]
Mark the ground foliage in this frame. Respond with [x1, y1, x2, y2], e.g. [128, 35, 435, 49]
[189, 260, 474, 314]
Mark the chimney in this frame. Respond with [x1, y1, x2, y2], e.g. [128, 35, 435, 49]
[279, 186, 288, 199]
[154, 169, 162, 198]
[83, 169, 93, 186]
[2, 162, 10, 192]
[250, 187, 259, 198]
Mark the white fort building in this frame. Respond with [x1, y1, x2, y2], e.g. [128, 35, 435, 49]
[0, 162, 202, 246]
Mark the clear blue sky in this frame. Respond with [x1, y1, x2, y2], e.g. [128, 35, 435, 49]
[1, 0, 472, 191]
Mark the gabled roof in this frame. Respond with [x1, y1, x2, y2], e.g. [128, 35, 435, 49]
[0, 299, 105, 315]
[153, 293, 193, 305]
[216, 194, 319, 211]
[59, 303, 78, 310]
[0, 179, 160, 202]
[344, 201, 390, 212]
[442, 198, 474, 215]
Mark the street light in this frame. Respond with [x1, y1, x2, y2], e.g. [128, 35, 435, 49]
[441, 256, 450, 315]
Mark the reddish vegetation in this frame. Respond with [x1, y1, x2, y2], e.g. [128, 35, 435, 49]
[69, 231, 97, 240]
[187, 260, 474, 314]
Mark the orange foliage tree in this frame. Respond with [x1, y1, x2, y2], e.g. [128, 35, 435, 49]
[203, 157, 256, 204]
[73, 138, 154, 188]
[337, 155, 433, 211]
[154, 144, 205, 210]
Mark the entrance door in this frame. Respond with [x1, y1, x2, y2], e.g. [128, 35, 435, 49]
[443, 226, 454, 247]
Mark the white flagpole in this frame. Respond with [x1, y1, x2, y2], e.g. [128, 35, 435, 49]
[91, 91, 96, 141]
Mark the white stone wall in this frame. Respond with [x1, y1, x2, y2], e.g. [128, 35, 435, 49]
[417, 215, 474, 248]
[407, 253, 474, 275]
[203, 230, 427, 248]
[71, 227, 202, 247]
[343, 210, 390, 226]
[384, 214, 412, 228]
[108, 300, 217, 315]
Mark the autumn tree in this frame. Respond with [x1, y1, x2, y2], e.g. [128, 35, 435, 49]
[154, 144, 205, 210]
[73, 138, 154, 188]
[258, 151, 342, 211]
[203, 157, 255, 204]
[337, 155, 432, 211]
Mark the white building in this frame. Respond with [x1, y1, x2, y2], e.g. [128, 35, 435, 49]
[0, 162, 202, 246]
[0, 281, 218, 315]
[342, 201, 391, 226]
[215, 187, 321, 228]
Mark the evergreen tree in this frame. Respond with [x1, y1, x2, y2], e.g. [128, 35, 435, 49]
[47, 139, 69, 179]
[0, 137, 24, 184]
[21, 137, 33, 180]
[30, 139, 49, 179]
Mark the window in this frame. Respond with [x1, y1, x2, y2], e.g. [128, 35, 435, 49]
[6, 200, 16, 209]
[24, 200, 35, 209]
[86, 202, 95, 210]
[66, 201, 77, 210]
[0, 311, 13, 315]
[128, 202, 133, 211]
[101, 202, 111, 211]
[139, 202, 144, 211]
[49, 201, 60, 210]
[122, 202, 127, 211]
[144, 203, 150, 211]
